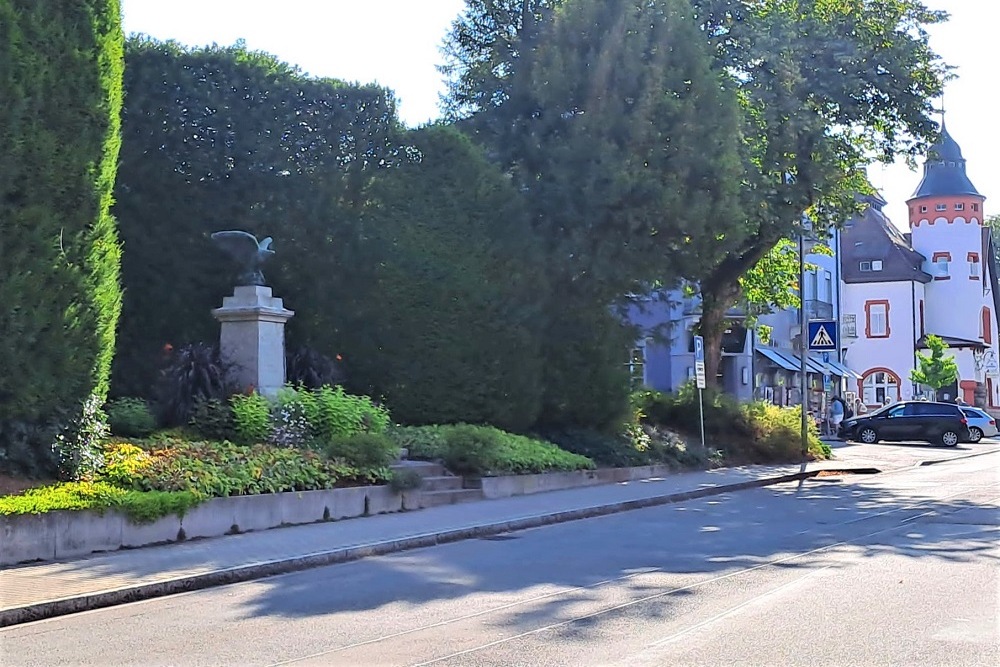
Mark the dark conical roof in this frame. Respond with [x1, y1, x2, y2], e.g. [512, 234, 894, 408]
[910, 122, 982, 199]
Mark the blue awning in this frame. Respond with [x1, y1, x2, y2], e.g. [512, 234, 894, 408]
[756, 347, 799, 372]
[827, 360, 862, 379]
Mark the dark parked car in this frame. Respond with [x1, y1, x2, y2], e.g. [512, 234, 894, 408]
[838, 401, 970, 447]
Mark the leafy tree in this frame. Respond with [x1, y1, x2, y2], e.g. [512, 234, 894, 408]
[0, 0, 125, 473]
[910, 335, 958, 390]
[111, 38, 406, 397]
[341, 125, 547, 430]
[443, 0, 748, 427]
[689, 0, 947, 384]
[440, 0, 563, 121]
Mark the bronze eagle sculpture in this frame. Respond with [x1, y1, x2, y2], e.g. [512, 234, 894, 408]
[211, 230, 275, 286]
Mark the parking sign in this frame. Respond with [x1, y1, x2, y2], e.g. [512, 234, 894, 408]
[693, 335, 706, 389]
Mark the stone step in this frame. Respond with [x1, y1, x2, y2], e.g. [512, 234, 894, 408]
[420, 476, 464, 492]
[417, 489, 484, 509]
[389, 460, 447, 478]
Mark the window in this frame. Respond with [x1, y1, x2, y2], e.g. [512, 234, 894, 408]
[969, 252, 980, 280]
[955, 203, 965, 211]
[862, 369, 900, 406]
[919, 301, 925, 336]
[872, 260, 883, 271]
[859, 261, 872, 272]
[920, 205, 928, 213]
[936, 203, 947, 211]
[865, 300, 890, 338]
[982, 308, 993, 345]
[627, 344, 646, 390]
[932, 252, 951, 280]
[824, 271, 833, 302]
[973, 203, 980, 212]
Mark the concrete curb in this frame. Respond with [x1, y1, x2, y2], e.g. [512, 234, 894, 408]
[0, 467, 849, 628]
[918, 447, 1000, 466]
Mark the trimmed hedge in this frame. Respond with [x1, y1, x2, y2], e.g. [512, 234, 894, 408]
[0, 0, 125, 474]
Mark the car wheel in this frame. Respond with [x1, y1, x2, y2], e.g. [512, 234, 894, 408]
[941, 430, 960, 447]
[859, 427, 878, 444]
[968, 427, 983, 443]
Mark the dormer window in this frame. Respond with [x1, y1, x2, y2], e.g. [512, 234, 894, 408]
[872, 260, 883, 271]
[935, 203, 947, 211]
[955, 203, 965, 211]
[860, 261, 871, 272]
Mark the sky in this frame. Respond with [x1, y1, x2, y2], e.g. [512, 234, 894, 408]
[122, 0, 996, 229]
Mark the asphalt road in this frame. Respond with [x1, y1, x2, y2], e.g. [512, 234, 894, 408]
[2, 451, 997, 667]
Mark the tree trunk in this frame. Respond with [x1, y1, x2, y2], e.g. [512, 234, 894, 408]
[697, 232, 779, 388]
[699, 285, 739, 388]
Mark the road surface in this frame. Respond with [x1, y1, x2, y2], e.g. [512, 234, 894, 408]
[2, 451, 997, 666]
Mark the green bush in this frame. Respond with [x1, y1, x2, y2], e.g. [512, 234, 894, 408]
[278, 385, 390, 444]
[0, 0, 124, 476]
[0, 481, 200, 525]
[128, 438, 387, 497]
[388, 468, 424, 493]
[106, 398, 157, 438]
[323, 432, 399, 470]
[743, 403, 828, 462]
[188, 398, 237, 441]
[635, 387, 829, 463]
[392, 424, 594, 476]
[230, 392, 272, 444]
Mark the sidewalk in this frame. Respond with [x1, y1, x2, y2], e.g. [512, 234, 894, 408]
[2, 442, 995, 627]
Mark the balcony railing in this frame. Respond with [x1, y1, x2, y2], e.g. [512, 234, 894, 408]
[804, 299, 834, 320]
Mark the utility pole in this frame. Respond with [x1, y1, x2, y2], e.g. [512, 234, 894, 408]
[799, 228, 809, 460]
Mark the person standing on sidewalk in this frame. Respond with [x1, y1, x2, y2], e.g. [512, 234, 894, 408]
[828, 396, 845, 436]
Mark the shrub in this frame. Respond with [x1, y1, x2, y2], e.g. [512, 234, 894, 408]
[323, 432, 399, 470]
[388, 468, 424, 493]
[0, 418, 65, 478]
[392, 424, 594, 476]
[268, 401, 311, 448]
[0, 481, 200, 524]
[286, 347, 345, 389]
[230, 392, 272, 444]
[154, 343, 231, 426]
[633, 385, 753, 442]
[742, 403, 828, 462]
[106, 398, 157, 438]
[279, 385, 391, 444]
[188, 398, 237, 441]
[52, 396, 109, 482]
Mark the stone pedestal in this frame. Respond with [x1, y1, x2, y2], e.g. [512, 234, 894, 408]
[212, 286, 294, 396]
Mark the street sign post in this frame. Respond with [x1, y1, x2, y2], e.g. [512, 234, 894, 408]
[694, 335, 706, 449]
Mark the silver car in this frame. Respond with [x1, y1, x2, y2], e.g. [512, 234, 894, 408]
[961, 407, 998, 442]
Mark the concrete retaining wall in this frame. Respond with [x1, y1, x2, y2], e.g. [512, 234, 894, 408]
[476, 465, 675, 499]
[0, 485, 403, 567]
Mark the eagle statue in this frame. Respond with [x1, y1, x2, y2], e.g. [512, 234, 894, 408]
[211, 230, 276, 286]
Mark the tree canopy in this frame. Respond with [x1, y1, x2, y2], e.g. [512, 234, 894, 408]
[911, 335, 958, 390]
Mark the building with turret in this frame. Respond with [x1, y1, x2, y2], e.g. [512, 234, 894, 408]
[840, 124, 1000, 408]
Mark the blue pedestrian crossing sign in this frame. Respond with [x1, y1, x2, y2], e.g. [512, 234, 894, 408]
[808, 321, 837, 351]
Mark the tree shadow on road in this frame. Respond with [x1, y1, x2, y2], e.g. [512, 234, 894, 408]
[232, 465, 998, 654]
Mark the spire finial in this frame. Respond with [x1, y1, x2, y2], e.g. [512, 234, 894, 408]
[939, 93, 946, 131]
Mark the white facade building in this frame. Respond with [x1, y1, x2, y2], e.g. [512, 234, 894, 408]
[839, 125, 1000, 409]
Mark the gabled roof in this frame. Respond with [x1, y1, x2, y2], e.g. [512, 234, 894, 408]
[909, 123, 983, 199]
[841, 198, 931, 284]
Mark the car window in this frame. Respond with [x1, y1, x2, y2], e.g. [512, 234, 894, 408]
[914, 403, 961, 417]
[887, 405, 906, 418]
[962, 408, 978, 418]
